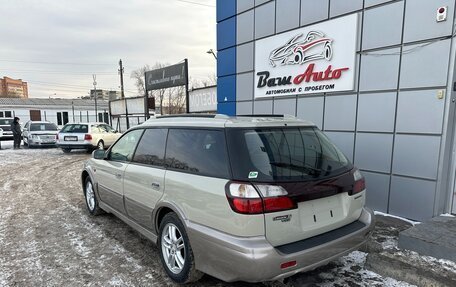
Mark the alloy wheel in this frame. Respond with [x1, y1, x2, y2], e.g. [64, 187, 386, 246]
[161, 223, 186, 274]
[85, 181, 95, 211]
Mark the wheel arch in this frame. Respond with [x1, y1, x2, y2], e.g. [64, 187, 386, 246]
[81, 170, 90, 188]
[154, 202, 188, 235]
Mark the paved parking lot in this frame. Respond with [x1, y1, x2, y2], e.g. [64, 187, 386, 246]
[0, 144, 412, 286]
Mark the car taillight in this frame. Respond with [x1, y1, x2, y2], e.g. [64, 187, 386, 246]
[84, 134, 92, 140]
[351, 168, 366, 195]
[226, 182, 296, 214]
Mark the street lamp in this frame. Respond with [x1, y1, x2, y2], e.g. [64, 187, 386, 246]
[93, 74, 98, 122]
[207, 49, 217, 60]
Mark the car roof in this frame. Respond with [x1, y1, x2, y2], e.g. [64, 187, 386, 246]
[140, 114, 316, 129]
[28, 121, 56, 124]
[64, 122, 107, 125]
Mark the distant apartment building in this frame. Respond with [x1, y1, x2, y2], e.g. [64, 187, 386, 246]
[0, 77, 29, 98]
[86, 89, 121, 101]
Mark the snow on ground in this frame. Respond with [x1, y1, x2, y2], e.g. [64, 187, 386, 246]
[0, 146, 414, 286]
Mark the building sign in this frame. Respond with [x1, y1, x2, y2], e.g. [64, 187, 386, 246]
[189, 86, 217, 112]
[145, 62, 187, 91]
[254, 14, 358, 98]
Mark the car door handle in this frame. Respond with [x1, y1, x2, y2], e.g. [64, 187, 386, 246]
[115, 173, 122, 179]
[151, 182, 160, 190]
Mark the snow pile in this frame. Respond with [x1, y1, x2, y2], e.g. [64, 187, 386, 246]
[374, 211, 420, 226]
[298, 251, 417, 287]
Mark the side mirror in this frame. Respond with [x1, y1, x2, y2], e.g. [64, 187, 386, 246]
[93, 149, 107, 160]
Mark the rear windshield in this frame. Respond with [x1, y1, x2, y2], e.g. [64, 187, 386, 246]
[61, 124, 88, 133]
[0, 119, 13, 125]
[30, 123, 58, 131]
[226, 127, 351, 182]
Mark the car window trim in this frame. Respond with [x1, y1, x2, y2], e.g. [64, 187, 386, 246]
[130, 127, 168, 168]
[225, 126, 352, 183]
[109, 129, 145, 163]
[163, 127, 231, 179]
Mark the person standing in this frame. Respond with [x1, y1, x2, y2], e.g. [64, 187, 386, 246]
[11, 117, 22, 149]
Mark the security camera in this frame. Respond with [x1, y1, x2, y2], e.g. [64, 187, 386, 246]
[436, 6, 447, 22]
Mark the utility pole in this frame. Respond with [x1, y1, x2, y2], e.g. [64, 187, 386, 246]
[184, 58, 189, 114]
[93, 74, 98, 121]
[118, 59, 129, 129]
[119, 59, 125, 99]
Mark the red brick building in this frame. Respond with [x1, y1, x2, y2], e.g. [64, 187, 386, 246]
[0, 76, 28, 98]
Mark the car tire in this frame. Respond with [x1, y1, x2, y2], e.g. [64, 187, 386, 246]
[84, 177, 103, 216]
[62, 148, 71, 153]
[97, 140, 104, 150]
[158, 213, 203, 284]
[294, 50, 303, 64]
[324, 41, 332, 60]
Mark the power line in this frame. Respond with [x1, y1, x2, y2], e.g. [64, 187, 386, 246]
[175, 0, 215, 8]
[0, 59, 116, 66]
[0, 69, 118, 76]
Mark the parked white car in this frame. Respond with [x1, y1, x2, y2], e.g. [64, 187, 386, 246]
[57, 122, 121, 153]
[23, 121, 59, 148]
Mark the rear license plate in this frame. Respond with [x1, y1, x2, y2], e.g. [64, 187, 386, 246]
[64, 136, 78, 141]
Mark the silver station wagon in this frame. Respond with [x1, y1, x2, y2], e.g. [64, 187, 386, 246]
[81, 114, 375, 284]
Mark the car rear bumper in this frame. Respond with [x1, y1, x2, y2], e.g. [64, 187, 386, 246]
[0, 131, 14, 140]
[187, 207, 375, 283]
[57, 143, 92, 149]
[29, 139, 57, 146]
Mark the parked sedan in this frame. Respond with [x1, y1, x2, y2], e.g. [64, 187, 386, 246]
[23, 121, 59, 148]
[0, 118, 14, 140]
[57, 122, 121, 153]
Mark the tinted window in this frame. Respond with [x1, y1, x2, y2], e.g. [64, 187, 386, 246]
[91, 126, 102, 133]
[133, 129, 167, 167]
[165, 129, 229, 178]
[30, 123, 58, 131]
[110, 129, 143, 162]
[0, 119, 13, 125]
[61, 124, 88, 133]
[227, 127, 351, 182]
[100, 124, 115, 133]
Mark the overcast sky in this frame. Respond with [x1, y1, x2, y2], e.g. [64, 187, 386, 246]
[0, 0, 216, 99]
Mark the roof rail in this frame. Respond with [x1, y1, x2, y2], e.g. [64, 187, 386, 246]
[237, 114, 284, 118]
[237, 114, 296, 119]
[156, 113, 223, 119]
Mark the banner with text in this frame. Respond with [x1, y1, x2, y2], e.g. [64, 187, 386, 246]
[254, 14, 358, 98]
[145, 62, 187, 91]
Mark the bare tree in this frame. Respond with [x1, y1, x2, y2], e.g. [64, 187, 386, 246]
[130, 64, 150, 95]
[131, 62, 170, 114]
[131, 64, 215, 115]
[190, 74, 217, 89]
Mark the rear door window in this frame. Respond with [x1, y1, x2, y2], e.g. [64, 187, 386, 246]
[133, 129, 167, 167]
[165, 129, 230, 178]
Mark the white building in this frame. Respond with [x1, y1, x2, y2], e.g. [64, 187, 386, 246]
[0, 98, 110, 127]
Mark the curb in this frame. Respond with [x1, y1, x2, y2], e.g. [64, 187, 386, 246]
[365, 251, 456, 287]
